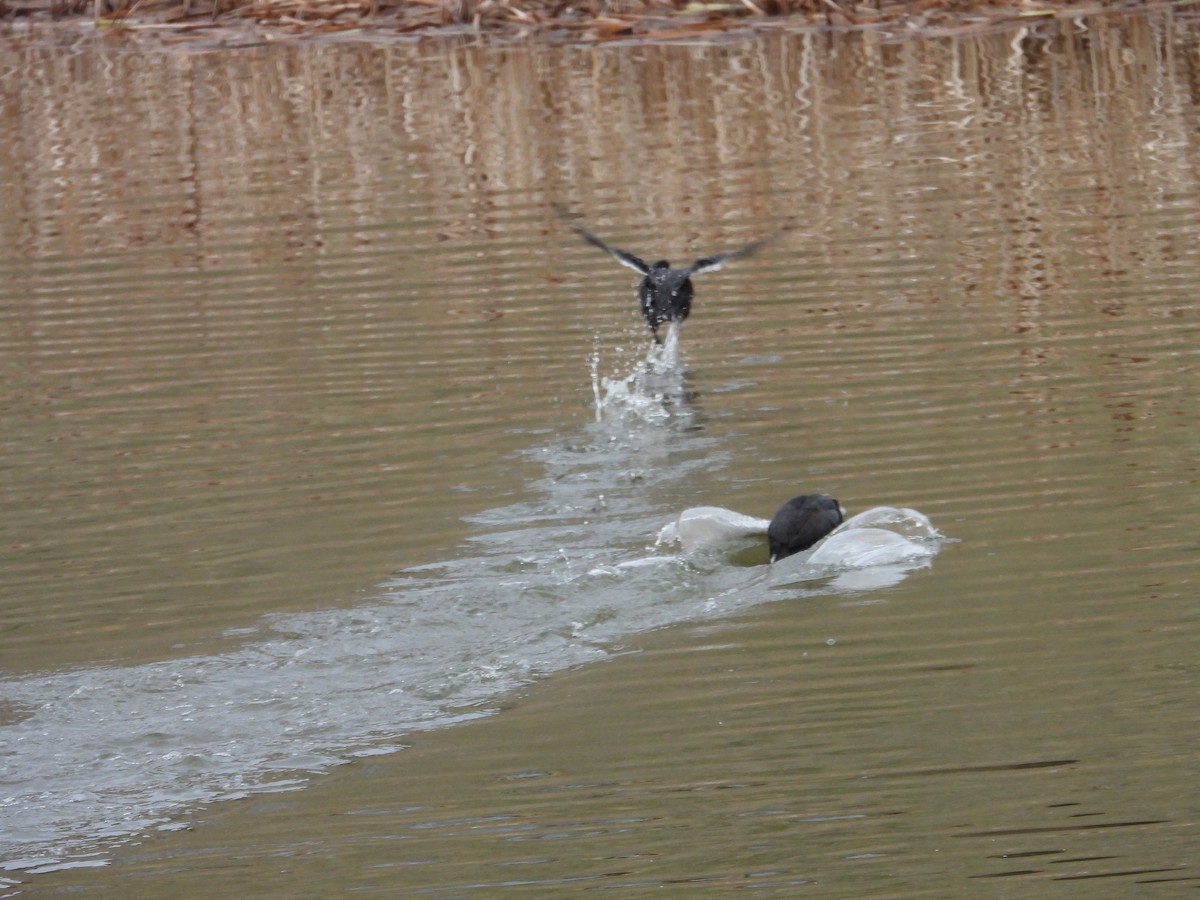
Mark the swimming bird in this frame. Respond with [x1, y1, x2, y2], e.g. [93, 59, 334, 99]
[767, 494, 844, 562]
[567, 221, 774, 344]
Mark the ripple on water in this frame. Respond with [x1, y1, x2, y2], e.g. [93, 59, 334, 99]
[0, 348, 943, 873]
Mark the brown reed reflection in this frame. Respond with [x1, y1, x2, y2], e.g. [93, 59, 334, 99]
[4, 15, 1198, 289]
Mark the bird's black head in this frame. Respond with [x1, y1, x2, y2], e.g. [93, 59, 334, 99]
[652, 260, 671, 270]
[767, 494, 843, 563]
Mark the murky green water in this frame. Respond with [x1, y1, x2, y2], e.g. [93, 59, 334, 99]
[2, 12, 1199, 895]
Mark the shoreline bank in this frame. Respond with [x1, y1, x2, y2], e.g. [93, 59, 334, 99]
[1, 0, 1184, 46]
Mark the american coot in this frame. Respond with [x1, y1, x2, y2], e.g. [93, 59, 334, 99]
[659, 500, 940, 572]
[567, 221, 773, 344]
[767, 494, 844, 563]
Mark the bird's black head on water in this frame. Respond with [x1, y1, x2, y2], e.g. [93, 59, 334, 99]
[767, 494, 843, 563]
[560, 209, 778, 345]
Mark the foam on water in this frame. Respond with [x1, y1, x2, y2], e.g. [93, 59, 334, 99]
[0, 342, 943, 877]
[590, 323, 692, 426]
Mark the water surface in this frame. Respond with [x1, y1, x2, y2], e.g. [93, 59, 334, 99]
[2, 13, 1199, 895]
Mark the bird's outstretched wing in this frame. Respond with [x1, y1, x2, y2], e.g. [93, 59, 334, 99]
[567, 222, 651, 276]
[685, 235, 775, 277]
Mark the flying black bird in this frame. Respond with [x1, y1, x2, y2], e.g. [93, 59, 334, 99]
[567, 221, 774, 344]
[767, 494, 844, 563]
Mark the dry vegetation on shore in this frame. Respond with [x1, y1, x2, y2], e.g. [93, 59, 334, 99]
[0, 0, 1178, 42]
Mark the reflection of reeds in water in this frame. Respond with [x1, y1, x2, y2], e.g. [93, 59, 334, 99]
[1, 13, 1193, 330]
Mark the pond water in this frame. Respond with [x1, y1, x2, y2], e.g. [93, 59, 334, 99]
[2, 12, 1199, 895]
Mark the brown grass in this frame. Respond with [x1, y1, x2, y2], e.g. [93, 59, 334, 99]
[0, 0, 1166, 42]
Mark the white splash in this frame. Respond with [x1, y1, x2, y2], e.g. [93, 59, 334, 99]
[658, 504, 944, 575]
[590, 327, 692, 426]
[656, 506, 770, 552]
